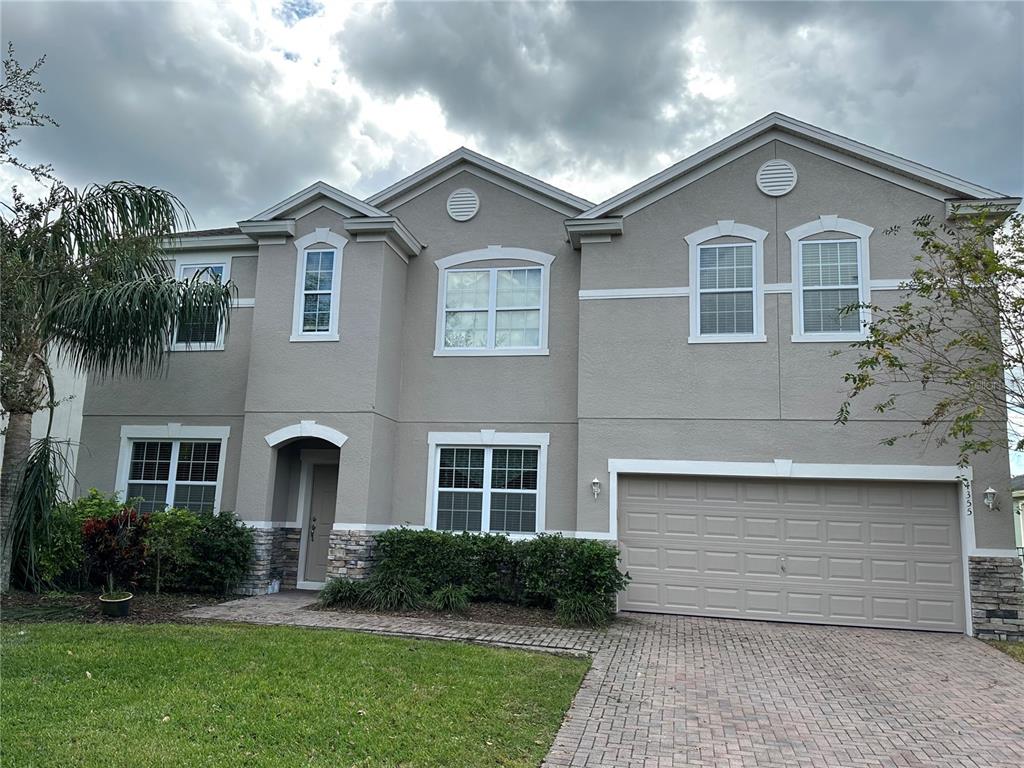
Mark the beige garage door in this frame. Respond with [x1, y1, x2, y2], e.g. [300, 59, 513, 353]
[618, 474, 965, 632]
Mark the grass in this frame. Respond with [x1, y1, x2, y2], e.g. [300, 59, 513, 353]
[1, 622, 589, 767]
[986, 640, 1024, 664]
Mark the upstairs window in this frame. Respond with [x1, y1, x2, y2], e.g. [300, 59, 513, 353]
[301, 250, 336, 333]
[685, 221, 768, 343]
[291, 227, 346, 342]
[698, 244, 754, 335]
[787, 216, 873, 342]
[443, 267, 542, 350]
[434, 246, 554, 356]
[172, 260, 227, 350]
[799, 240, 861, 334]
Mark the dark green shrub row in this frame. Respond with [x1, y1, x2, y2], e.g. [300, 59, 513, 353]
[26, 489, 253, 595]
[350, 528, 630, 624]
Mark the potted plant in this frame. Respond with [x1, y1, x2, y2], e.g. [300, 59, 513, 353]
[99, 572, 133, 617]
[83, 506, 150, 619]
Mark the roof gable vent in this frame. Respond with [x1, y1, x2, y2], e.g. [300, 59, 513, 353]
[446, 188, 480, 221]
[756, 159, 798, 196]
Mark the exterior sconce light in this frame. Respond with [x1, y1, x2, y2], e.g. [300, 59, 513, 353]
[591, 477, 602, 500]
[983, 487, 997, 510]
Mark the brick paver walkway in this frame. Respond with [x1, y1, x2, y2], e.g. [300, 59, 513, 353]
[185, 592, 1024, 767]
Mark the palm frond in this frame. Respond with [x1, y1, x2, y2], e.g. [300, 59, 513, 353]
[7, 437, 72, 591]
[47, 182, 192, 280]
[47, 274, 235, 379]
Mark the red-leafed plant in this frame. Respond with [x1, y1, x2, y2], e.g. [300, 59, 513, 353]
[82, 508, 150, 594]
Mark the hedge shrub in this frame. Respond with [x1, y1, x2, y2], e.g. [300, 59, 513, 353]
[368, 528, 630, 622]
[145, 508, 201, 593]
[186, 510, 253, 595]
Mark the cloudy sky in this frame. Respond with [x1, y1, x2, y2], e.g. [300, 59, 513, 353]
[3, 0, 1022, 231]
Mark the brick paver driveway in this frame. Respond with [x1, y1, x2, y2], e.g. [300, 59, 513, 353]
[188, 594, 1024, 767]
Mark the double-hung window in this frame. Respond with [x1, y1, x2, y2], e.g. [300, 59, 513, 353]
[300, 250, 336, 334]
[172, 260, 227, 350]
[434, 247, 554, 356]
[799, 240, 862, 334]
[443, 267, 543, 351]
[697, 244, 754, 335]
[686, 222, 768, 343]
[291, 227, 346, 342]
[427, 431, 549, 535]
[434, 446, 540, 533]
[126, 440, 223, 513]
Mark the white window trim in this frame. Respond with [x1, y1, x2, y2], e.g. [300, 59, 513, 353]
[423, 430, 549, 536]
[685, 220, 769, 344]
[114, 423, 230, 513]
[787, 215, 874, 342]
[291, 227, 346, 342]
[434, 246, 554, 356]
[171, 254, 230, 352]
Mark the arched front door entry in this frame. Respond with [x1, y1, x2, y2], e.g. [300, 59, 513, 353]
[265, 421, 348, 589]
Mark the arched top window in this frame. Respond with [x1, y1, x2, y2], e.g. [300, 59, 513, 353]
[786, 215, 873, 342]
[433, 246, 555, 357]
[291, 227, 347, 342]
[685, 220, 769, 344]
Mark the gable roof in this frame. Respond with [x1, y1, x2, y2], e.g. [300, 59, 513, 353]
[366, 146, 594, 216]
[580, 112, 1012, 219]
[248, 180, 389, 221]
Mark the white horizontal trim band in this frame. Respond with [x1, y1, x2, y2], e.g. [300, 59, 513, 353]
[231, 298, 256, 308]
[581, 280, 908, 302]
[607, 458, 971, 483]
[970, 548, 1022, 558]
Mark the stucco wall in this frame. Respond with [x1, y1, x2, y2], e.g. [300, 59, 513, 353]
[576, 139, 1015, 547]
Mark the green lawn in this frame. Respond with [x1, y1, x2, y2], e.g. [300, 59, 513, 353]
[1, 623, 589, 767]
[987, 640, 1024, 664]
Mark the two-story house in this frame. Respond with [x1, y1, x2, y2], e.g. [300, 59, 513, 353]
[75, 113, 1023, 638]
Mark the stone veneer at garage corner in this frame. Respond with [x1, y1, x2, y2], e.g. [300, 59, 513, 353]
[969, 556, 1024, 641]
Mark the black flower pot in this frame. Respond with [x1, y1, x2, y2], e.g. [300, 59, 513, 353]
[99, 592, 133, 618]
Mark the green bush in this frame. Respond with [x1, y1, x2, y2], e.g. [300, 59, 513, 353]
[186, 510, 253, 595]
[429, 584, 471, 615]
[145, 508, 201, 594]
[555, 593, 613, 627]
[520, 535, 628, 614]
[317, 577, 367, 608]
[25, 489, 126, 590]
[362, 570, 425, 612]
[32, 500, 90, 588]
[370, 529, 630, 624]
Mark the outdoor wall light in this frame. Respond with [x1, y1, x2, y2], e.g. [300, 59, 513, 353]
[983, 486, 997, 510]
[591, 477, 602, 500]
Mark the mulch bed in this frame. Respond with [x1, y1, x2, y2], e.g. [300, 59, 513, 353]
[1, 589, 228, 624]
[314, 600, 564, 628]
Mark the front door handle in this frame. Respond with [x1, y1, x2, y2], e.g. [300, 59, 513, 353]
[309, 516, 317, 541]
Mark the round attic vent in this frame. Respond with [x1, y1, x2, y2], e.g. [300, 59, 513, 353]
[446, 188, 480, 221]
[756, 159, 798, 196]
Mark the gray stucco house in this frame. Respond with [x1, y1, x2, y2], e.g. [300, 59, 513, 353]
[76, 113, 1023, 638]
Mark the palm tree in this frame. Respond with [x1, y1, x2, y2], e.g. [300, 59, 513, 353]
[0, 181, 235, 590]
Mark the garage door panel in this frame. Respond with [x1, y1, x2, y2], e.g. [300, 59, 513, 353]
[618, 475, 964, 632]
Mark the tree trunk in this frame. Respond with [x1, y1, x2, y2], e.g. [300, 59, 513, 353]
[1, 411, 33, 592]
